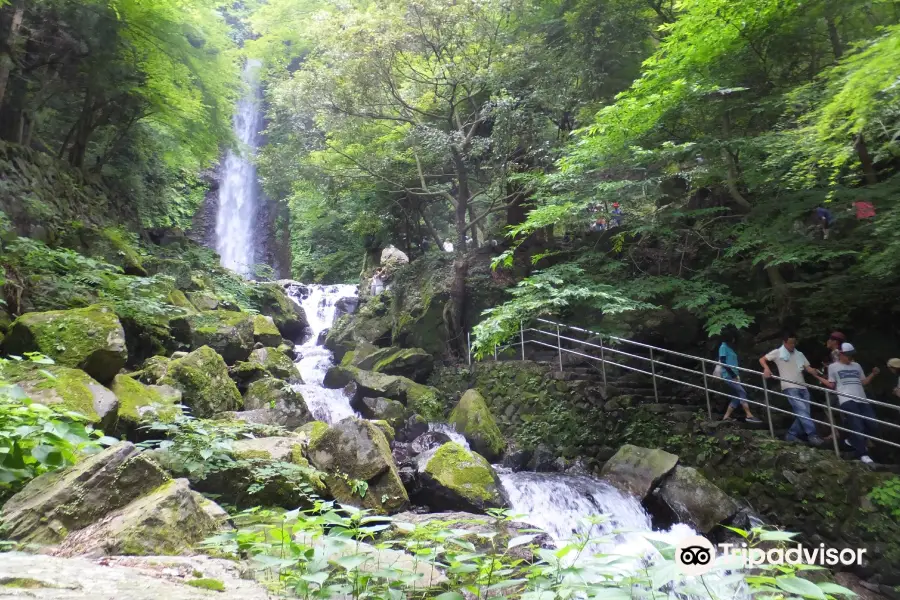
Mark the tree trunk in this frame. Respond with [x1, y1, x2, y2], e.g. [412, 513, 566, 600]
[721, 111, 752, 210]
[855, 134, 878, 185]
[449, 145, 470, 357]
[0, 0, 25, 110]
[825, 16, 843, 59]
[68, 89, 97, 169]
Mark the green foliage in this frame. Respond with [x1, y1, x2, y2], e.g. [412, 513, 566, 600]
[202, 502, 855, 600]
[0, 356, 114, 500]
[869, 477, 900, 519]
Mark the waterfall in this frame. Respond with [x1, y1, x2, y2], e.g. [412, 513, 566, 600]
[427, 422, 470, 449]
[215, 59, 264, 276]
[289, 284, 359, 423]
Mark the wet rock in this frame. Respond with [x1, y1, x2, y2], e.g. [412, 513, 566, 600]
[307, 417, 409, 514]
[648, 466, 740, 534]
[323, 365, 442, 420]
[2, 304, 127, 384]
[356, 396, 408, 430]
[334, 296, 358, 320]
[410, 431, 452, 456]
[220, 404, 311, 430]
[352, 346, 434, 382]
[397, 414, 429, 442]
[0, 553, 271, 600]
[372, 420, 396, 443]
[243, 377, 309, 421]
[501, 447, 532, 472]
[600, 444, 678, 500]
[169, 310, 255, 365]
[2, 363, 119, 428]
[414, 442, 506, 513]
[247, 282, 309, 342]
[316, 328, 329, 345]
[449, 389, 505, 462]
[0, 443, 169, 545]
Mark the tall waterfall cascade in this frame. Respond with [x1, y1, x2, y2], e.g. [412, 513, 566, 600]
[215, 59, 264, 276]
[288, 284, 359, 423]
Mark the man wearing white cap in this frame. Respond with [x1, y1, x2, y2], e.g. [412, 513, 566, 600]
[822, 343, 880, 464]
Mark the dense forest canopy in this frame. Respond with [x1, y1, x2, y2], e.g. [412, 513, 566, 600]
[2, 0, 900, 349]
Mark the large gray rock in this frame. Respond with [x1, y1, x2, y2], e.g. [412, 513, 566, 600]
[169, 310, 255, 365]
[323, 365, 442, 420]
[0, 443, 169, 545]
[651, 466, 740, 534]
[219, 404, 312, 430]
[307, 417, 409, 514]
[414, 442, 506, 513]
[243, 376, 309, 423]
[0, 553, 270, 599]
[352, 346, 434, 382]
[600, 444, 678, 500]
[155, 346, 242, 418]
[2, 305, 127, 383]
[53, 478, 220, 557]
[246, 346, 300, 381]
[248, 282, 309, 342]
[380, 245, 409, 271]
[356, 396, 408, 430]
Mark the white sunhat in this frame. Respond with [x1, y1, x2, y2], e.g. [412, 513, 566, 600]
[840, 342, 856, 354]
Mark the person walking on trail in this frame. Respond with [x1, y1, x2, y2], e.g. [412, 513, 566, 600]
[821, 343, 880, 464]
[822, 331, 847, 444]
[718, 333, 762, 423]
[888, 358, 900, 399]
[370, 267, 385, 296]
[759, 334, 825, 446]
[815, 204, 835, 239]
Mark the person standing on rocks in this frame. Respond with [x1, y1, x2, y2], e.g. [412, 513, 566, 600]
[370, 267, 385, 296]
[759, 334, 825, 446]
[718, 331, 762, 423]
[822, 343, 879, 464]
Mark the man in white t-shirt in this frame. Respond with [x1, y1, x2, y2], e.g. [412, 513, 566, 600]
[759, 333, 825, 446]
[823, 343, 879, 464]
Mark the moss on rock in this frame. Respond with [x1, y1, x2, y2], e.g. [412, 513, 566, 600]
[2, 304, 127, 383]
[160, 346, 241, 418]
[372, 420, 396, 443]
[2, 362, 118, 426]
[417, 442, 505, 512]
[110, 374, 182, 427]
[246, 283, 309, 342]
[323, 365, 442, 420]
[243, 377, 308, 416]
[253, 315, 283, 347]
[167, 290, 196, 312]
[449, 390, 505, 462]
[297, 421, 330, 446]
[169, 310, 255, 365]
[247, 347, 300, 381]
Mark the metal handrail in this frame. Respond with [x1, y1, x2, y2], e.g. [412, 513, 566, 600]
[470, 319, 900, 458]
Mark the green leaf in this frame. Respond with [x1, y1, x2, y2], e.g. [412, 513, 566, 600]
[777, 576, 827, 599]
[817, 583, 857, 597]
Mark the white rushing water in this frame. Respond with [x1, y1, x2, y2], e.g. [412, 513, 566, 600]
[215, 59, 264, 276]
[289, 284, 359, 423]
[427, 422, 470, 449]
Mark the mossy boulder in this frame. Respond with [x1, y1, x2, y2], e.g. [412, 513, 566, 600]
[253, 315, 283, 347]
[449, 390, 505, 462]
[60, 224, 147, 277]
[414, 443, 505, 512]
[244, 377, 308, 413]
[110, 374, 182, 428]
[246, 282, 309, 342]
[372, 420, 396, 443]
[54, 479, 220, 557]
[323, 365, 442, 420]
[143, 257, 193, 290]
[3, 362, 119, 427]
[0, 443, 169, 545]
[357, 397, 408, 430]
[2, 305, 127, 383]
[186, 291, 219, 311]
[296, 421, 330, 446]
[324, 293, 393, 362]
[600, 444, 678, 500]
[159, 346, 242, 418]
[167, 290, 196, 312]
[169, 310, 255, 365]
[133, 356, 172, 384]
[247, 347, 300, 382]
[307, 417, 409, 514]
[352, 346, 434, 382]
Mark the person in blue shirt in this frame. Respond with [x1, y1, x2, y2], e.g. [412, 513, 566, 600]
[815, 204, 835, 239]
[611, 202, 623, 227]
[719, 331, 763, 423]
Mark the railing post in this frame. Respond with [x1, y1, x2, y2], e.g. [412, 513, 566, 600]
[649, 347, 659, 403]
[556, 324, 563, 371]
[762, 375, 776, 439]
[493, 344, 498, 361]
[599, 335, 608, 389]
[824, 392, 840, 458]
[701, 360, 712, 420]
[519, 320, 525, 361]
[466, 331, 472, 367]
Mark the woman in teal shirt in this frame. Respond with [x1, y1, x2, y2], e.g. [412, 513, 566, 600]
[719, 332, 763, 423]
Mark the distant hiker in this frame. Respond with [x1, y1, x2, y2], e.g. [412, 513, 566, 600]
[611, 203, 623, 227]
[370, 267, 385, 296]
[759, 334, 825, 446]
[821, 343, 879, 464]
[717, 332, 762, 423]
[815, 204, 835, 239]
[853, 200, 876, 220]
[590, 217, 607, 232]
[888, 358, 900, 399]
